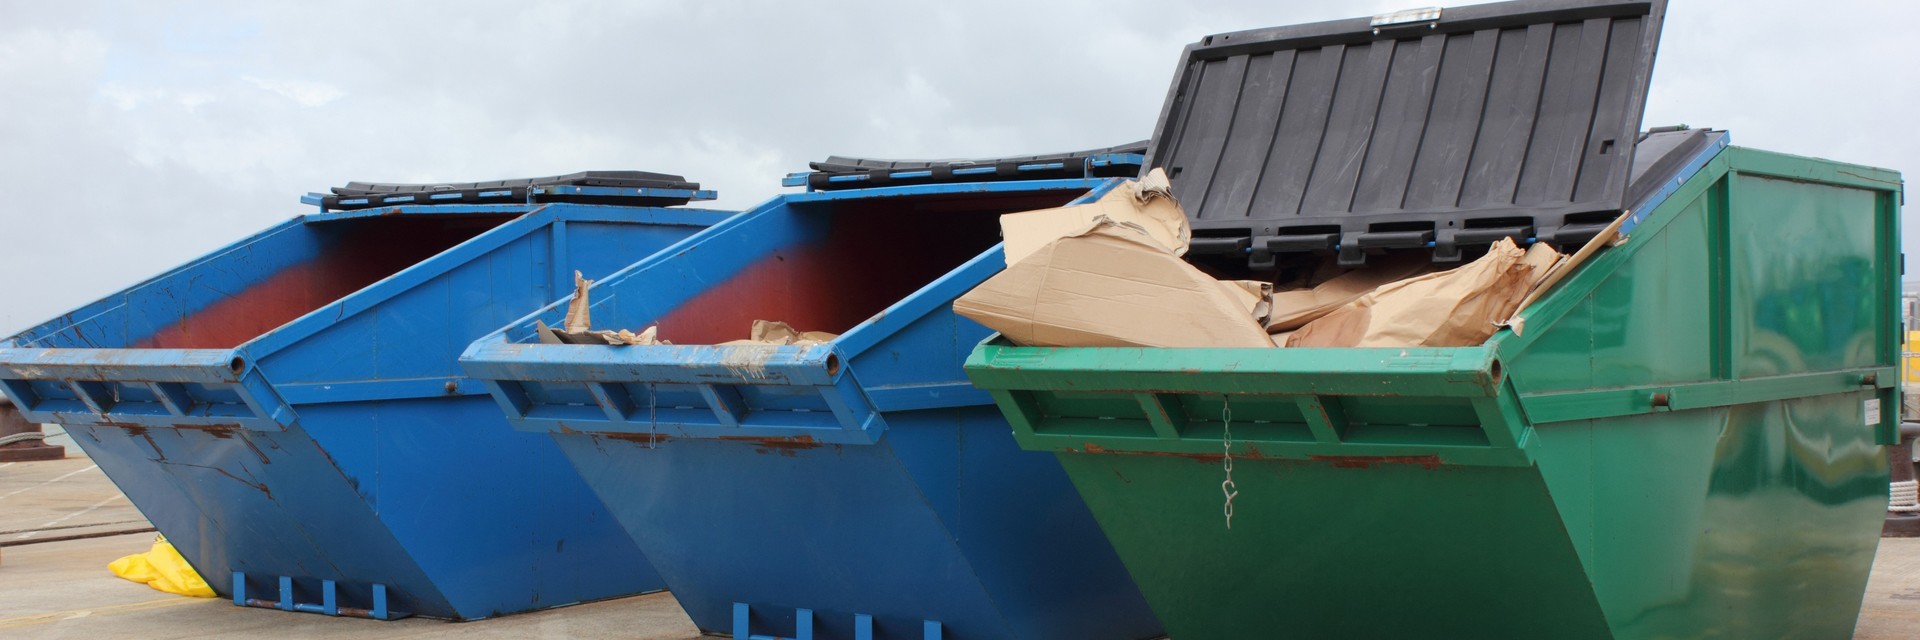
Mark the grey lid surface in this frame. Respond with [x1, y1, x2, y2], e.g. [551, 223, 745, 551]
[1148, 0, 1669, 263]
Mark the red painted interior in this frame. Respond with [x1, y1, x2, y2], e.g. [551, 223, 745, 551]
[137, 216, 508, 349]
[655, 191, 1083, 345]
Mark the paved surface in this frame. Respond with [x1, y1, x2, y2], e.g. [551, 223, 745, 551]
[3, 428, 1919, 639]
[1859, 538, 1920, 639]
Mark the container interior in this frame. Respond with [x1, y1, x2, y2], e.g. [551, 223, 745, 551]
[21, 215, 508, 351]
[650, 191, 1077, 345]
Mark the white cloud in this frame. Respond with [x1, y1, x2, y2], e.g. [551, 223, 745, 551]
[241, 75, 344, 107]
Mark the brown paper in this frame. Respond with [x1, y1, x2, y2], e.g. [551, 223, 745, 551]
[564, 271, 593, 334]
[1217, 280, 1274, 327]
[540, 322, 670, 346]
[542, 275, 672, 346]
[1288, 239, 1560, 348]
[955, 217, 1274, 348]
[999, 168, 1190, 265]
[717, 320, 839, 346]
[1266, 254, 1431, 332]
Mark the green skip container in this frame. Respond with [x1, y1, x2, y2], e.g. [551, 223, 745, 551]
[963, 1, 1905, 638]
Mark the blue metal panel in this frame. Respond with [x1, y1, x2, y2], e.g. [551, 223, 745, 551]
[460, 178, 1162, 638]
[68, 420, 450, 615]
[0, 199, 732, 620]
[295, 398, 659, 617]
[460, 179, 1122, 445]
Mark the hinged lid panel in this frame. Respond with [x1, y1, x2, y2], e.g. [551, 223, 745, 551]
[1147, 0, 1667, 263]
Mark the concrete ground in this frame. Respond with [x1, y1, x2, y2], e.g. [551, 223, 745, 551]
[3, 426, 1919, 639]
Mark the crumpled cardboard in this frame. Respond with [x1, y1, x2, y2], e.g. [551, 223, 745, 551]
[564, 271, 594, 333]
[536, 271, 670, 345]
[1287, 238, 1560, 348]
[1266, 254, 1431, 332]
[999, 168, 1189, 266]
[537, 320, 668, 345]
[718, 320, 839, 346]
[1219, 280, 1274, 328]
[955, 216, 1274, 348]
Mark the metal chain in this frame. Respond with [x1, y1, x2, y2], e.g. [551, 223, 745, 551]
[1222, 396, 1238, 530]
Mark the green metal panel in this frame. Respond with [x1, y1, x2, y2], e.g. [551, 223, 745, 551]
[1055, 454, 1614, 639]
[962, 147, 1902, 639]
[1731, 177, 1883, 378]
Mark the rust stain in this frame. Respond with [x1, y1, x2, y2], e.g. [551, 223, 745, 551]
[174, 423, 246, 438]
[1309, 454, 1443, 470]
[237, 436, 272, 465]
[102, 421, 245, 437]
[717, 434, 822, 457]
[603, 432, 675, 445]
[138, 433, 164, 460]
[1078, 443, 1234, 464]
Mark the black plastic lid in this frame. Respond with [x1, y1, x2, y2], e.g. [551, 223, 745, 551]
[799, 141, 1148, 191]
[1149, 0, 1668, 265]
[317, 171, 704, 210]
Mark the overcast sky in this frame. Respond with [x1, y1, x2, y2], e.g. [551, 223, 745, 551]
[0, 0, 1912, 335]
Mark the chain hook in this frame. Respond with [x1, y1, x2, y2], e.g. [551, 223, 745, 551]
[1222, 396, 1238, 529]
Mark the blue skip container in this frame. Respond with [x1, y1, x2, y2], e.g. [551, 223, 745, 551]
[459, 148, 1163, 640]
[0, 174, 731, 620]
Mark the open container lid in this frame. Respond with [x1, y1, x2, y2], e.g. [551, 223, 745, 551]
[1149, 0, 1669, 266]
[304, 170, 715, 211]
[786, 141, 1147, 191]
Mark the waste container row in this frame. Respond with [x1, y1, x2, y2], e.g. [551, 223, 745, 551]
[0, 0, 1902, 638]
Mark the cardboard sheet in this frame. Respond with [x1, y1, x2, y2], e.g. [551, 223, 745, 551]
[717, 320, 839, 346]
[956, 217, 1273, 348]
[1287, 239, 1560, 348]
[998, 168, 1189, 265]
[538, 320, 668, 346]
[1219, 280, 1274, 328]
[563, 271, 594, 334]
[1266, 255, 1431, 332]
[539, 273, 671, 345]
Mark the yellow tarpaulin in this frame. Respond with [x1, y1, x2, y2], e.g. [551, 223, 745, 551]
[108, 536, 215, 598]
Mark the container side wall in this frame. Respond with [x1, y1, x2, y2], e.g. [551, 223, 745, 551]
[887, 407, 1159, 640]
[60, 422, 454, 616]
[547, 429, 1013, 640]
[1534, 396, 1883, 640]
[1519, 150, 1895, 637]
[1057, 452, 1612, 639]
[1730, 177, 1884, 378]
[1510, 186, 1719, 395]
[295, 398, 662, 620]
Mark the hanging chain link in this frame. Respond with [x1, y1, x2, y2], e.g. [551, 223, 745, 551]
[1221, 396, 1238, 529]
